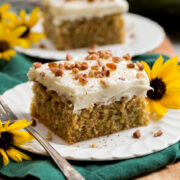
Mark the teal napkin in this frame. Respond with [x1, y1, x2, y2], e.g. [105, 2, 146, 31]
[0, 53, 180, 180]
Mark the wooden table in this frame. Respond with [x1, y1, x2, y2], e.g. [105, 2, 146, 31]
[0, 36, 179, 180]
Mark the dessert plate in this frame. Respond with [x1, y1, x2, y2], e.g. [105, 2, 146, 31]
[15, 13, 165, 60]
[2, 82, 180, 161]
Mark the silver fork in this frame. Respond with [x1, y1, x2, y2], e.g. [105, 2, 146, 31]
[0, 96, 85, 180]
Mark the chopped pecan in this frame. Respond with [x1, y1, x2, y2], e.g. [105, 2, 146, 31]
[79, 77, 88, 85]
[127, 63, 135, 68]
[106, 63, 117, 71]
[88, 71, 94, 78]
[94, 70, 103, 78]
[136, 61, 144, 71]
[33, 62, 42, 69]
[58, 63, 63, 69]
[48, 62, 57, 68]
[55, 69, 63, 77]
[75, 61, 81, 69]
[64, 62, 72, 70]
[123, 53, 131, 61]
[136, 73, 145, 79]
[81, 62, 89, 70]
[40, 72, 46, 77]
[91, 65, 99, 71]
[72, 68, 79, 74]
[100, 79, 106, 86]
[86, 54, 99, 60]
[106, 70, 111, 77]
[97, 59, 103, 66]
[133, 129, 141, 139]
[154, 130, 163, 137]
[66, 53, 73, 61]
[112, 57, 121, 63]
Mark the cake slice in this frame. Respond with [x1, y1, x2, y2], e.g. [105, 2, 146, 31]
[43, 0, 128, 50]
[28, 50, 150, 144]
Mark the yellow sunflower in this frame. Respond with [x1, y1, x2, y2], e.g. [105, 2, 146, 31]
[13, 7, 45, 48]
[141, 56, 180, 118]
[0, 23, 27, 61]
[0, 119, 33, 166]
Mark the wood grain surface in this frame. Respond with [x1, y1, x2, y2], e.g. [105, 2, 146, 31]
[0, 36, 179, 180]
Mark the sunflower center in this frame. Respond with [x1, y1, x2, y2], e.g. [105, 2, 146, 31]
[147, 78, 166, 100]
[20, 25, 30, 38]
[0, 131, 14, 150]
[0, 41, 10, 52]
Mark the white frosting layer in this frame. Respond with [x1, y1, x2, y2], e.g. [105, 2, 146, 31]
[28, 56, 150, 113]
[43, 0, 128, 26]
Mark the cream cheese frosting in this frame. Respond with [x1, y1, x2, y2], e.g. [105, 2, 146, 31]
[43, 0, 129, 26]
[28, 52, 151, 113]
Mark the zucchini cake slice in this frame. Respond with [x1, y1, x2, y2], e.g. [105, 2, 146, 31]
[43, 0, 128, 50]
[28, 50, 151, 144]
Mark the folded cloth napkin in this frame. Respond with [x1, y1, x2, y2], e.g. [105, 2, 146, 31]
[0, 53, 180, 180]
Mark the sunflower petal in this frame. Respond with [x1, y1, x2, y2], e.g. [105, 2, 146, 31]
[160, 94, 180, 109]
[151, 56, 164, 79]
[166, 79, 180, 96]
[0, 4, 11, 13]
[13, 131, 33, 146]
[13, 149, 32, 161]
[28, 7, 42, 27]
[0, 148, 9, 166]
[6, 148, 22, 162]
[7, 119, 32, 132]
[150, 100, 168, 118]
[141, 61, 151, 79]
[159, 56, 179, 80]
[19, 9, 27, 24]
[12, 26, 27, 38]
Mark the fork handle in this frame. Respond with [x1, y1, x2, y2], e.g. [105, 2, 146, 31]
[25, 126, 85, 180]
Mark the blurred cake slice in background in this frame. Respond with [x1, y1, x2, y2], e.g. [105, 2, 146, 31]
[43, 0, 128, 50]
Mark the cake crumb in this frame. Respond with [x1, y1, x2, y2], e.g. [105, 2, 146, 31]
[133, 129, 141, 139]
[130, 33, 135, 38]
[77, 144, 80, 148]
[154, 130, 163, 137]
[39, 44, 46, 49]
[91, 143, 97, 148]
[46, 131, 52, 141]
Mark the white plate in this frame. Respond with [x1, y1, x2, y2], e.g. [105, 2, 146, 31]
[15, 13, 165, 60]
[2, 82, 180, 161]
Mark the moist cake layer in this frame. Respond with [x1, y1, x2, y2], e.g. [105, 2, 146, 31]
[43, 0, 128, 26]
[31, 82, 149, 144]
[28, 51, 151, 113]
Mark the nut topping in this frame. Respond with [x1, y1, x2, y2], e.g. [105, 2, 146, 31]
[136, 73, 145, 79]
[133, 129, 141, 138]
[66, 53, 73, 61]
[72, 68, 79, 74]
[81, 62, 89, 70]
[154, 130, 163, 137]
[79, 77, 88, 85]
[64, 62, 72, 70]
[136, 61, 144, 71]
[123, 53, 131, 61]
[48, 62, 57, 68]
[91, 65, 99, 71]
[106, 63, 117, 71]
[112, 57, 121, 63]
[33, 62, 42, 69]
[127, 63, 135, 69]
[55, 69, 63, 77]
[40, 72, 46, 77]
